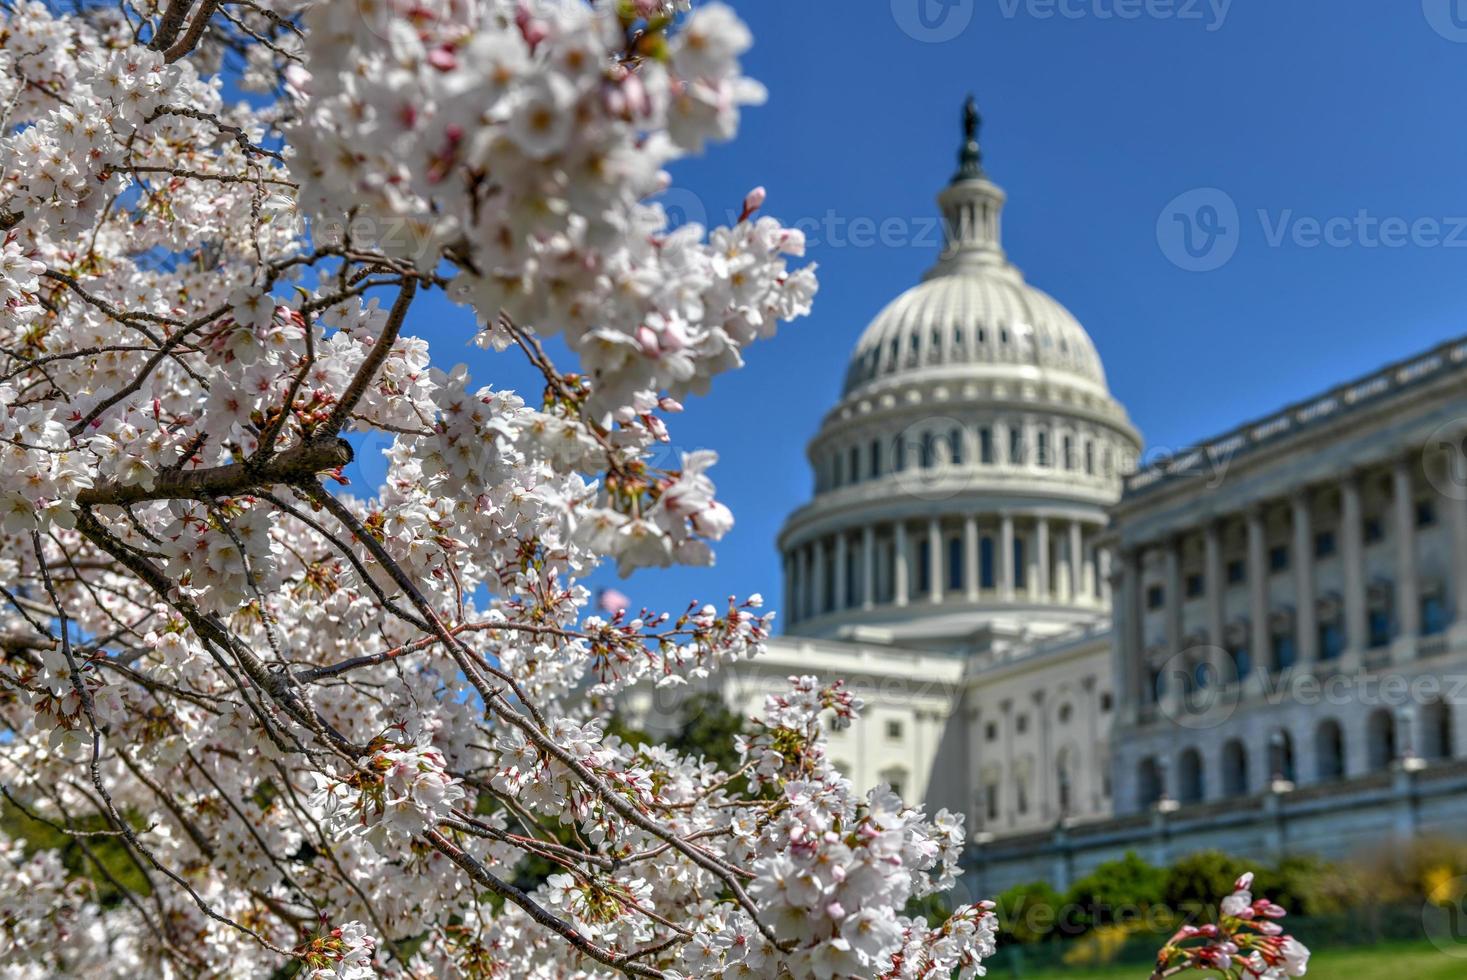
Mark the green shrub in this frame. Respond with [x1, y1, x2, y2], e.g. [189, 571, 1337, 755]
[995, 880, 1066, 944]
[1064, 851, 1167, 929]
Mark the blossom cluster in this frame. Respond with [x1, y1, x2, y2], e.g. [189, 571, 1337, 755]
[1153, 873, 1311, 979]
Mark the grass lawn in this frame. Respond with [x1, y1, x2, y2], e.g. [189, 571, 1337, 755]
[1010, 941, 1463, 979]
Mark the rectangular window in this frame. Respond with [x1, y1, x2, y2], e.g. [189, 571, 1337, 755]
[1423, 595, 1449, 637]
[1185, 573, 1204, 599]
[980, 537, 996, 590]
[1010, 430, 1024, 465]
[869, 440, 882, 479]
[948, 537, 963, 592]
[1037, 431, 1050, 467]
[980, 428, 994, 464]
[885, 720, 903, 740]
[1417, 500, 1438, 527]
[1147, 585, 1166, 610]
[917, 540, 931, 594]
[1369, 609, 1393, 649]
[1013, 538, 1027, 590]
[1269, 545, 1290, 573]
[1365, 517, 1385, 543]
[1314, 531, 1336, 558]
[1318, 621, 1345, 661]
[1272, 632, 1297, 672]
[1227, 559, 1246, 584]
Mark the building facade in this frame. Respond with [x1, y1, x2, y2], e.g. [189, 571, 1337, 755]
[634, 100, 1467, 893]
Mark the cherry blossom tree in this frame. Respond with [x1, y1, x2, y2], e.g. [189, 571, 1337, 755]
[0, 2, 995, 976]
[0, 2, 1307, 977]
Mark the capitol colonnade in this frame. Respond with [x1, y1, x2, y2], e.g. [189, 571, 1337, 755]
[1110, 339, 1467, 813]
[783, 510, 1113, 625]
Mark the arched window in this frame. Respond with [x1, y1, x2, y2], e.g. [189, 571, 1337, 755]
[1421, 701, 1455, 761]
[1137, 757, 1163, 809]
[1367, 708, 1396, 771]
[1221, 739, 1249, 796]
[1177, 747, 1205, 804]
[1270, 729, 1296, 784]
[1315, 719, 1345, 781]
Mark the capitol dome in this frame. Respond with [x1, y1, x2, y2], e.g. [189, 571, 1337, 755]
[778, 98, 1142, 652]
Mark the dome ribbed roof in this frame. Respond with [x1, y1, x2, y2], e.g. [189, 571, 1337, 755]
[842, 267, 1107, 395]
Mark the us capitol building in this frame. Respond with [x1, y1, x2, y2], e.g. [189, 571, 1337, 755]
[634, 100, 1467, 892]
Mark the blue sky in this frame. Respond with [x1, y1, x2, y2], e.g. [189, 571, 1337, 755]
[366, 1, 1467, 626]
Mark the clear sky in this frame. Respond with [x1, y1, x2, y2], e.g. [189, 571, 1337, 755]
[369, 1, 1467, 626]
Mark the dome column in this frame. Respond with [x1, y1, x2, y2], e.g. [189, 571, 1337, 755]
[862, 526, 876, 611]
[928, 519, 944, 604]
[1000, 512, 1016, 601]
[1071, 521, 1088, 604]
[834, 533, 849, 611]
[964, 515, 980, 603]
[894, 521, 911, 607]
[1035, 518, 1052, 603]
[812, 539, 828, 618]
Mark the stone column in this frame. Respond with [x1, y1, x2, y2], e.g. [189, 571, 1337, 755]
[893, 521, 910, 608]
[1000, 512, 1016, 601]
[1083, 675, 1101, 812]
[1036, 518, 1051, 603]
[1099, 547, 1113, 606]
[1291, 492, 1318, 668]
[964, 515, 980, 602]
[861, 525, 876, 611]
[1448, 444, 1467, 634]
[797, 546, 811, 622]
[1069, 520, 1085, 606]
[1247, 507, 1270, 677]
[833, 533, 849, 612]
[1164, 536, 1184, 656]
[1204, 521, 1226, 646]
[928, 518, 944, 603]
[1000, 698, 1016, 825]
[1034, 690, 1051, 820]
[812, 538, 827, 618]
[782, 551, 795, 625]
[1116, 548, 1144, 725]
[1341, 473, 1368, 664]
[1392, 456, 1421, 652]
